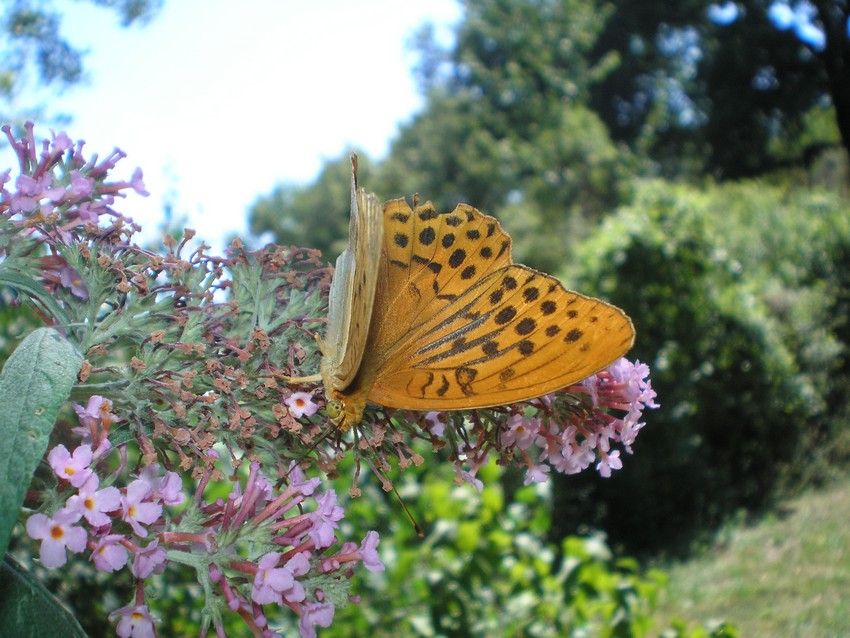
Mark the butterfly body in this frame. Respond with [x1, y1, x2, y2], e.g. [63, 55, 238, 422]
[319, 158, 635, 431]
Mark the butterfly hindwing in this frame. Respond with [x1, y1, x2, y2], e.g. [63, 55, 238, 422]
[320, 156, 383, 393]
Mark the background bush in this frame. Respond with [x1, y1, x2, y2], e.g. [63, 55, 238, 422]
[551, 179, 850, 554]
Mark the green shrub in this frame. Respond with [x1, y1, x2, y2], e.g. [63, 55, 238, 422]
[551, 179, 850, 554]
[322, 459, 672, 638]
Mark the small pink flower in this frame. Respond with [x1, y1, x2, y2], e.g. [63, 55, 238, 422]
[424, 411, 445, 436]
[285, 391, 319, 418]
[252, 552, 310, 605]
[25, 508, 87, 567]
[597, 450, 623, 478]
[457, 468, 483, 492]
[299, 603, 335, 638]
[502, 413, 541, 450]
[121, 480, 163, 537]
[48, 444, 93, 487]
[51, 130, 73, 153]
[286, 462, 321, 497]
[359, 531, 384, 573]
[109, 604, 158, 638]
[91, 534, 129, 573]
[73, 395, 115, 423]
[75, 202, 100, 224]
[130, 168, 149, 196]
[131, 540, 167, 578]
[69, 170, 94, 198]
[308, 490, 343, 549]
[523, 463, 551, 485]
[138, 465, 185, 506]
[67, 474, 121, 527]
[72, 395, 118, 449]
[59, 265, 89, 299]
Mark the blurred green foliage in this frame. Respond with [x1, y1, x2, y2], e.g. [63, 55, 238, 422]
[588, 0, 842, 178]
[552, 179, 850, 554]
[318, 458, 735, 638]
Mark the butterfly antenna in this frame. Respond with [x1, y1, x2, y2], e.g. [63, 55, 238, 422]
[389, 481, 424, 538]
[350, 152, 359, 188]
[276, 422, 342, 490]
[299, 422, 343, 465]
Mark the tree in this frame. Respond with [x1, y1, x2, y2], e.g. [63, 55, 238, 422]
[387, 0, 627, 214]
[251, 0, 634, 272]
[1, 0, 162, 120]
[588, 0, 849, 179]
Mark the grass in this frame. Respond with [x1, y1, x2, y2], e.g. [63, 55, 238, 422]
[652, 477, 850, 637]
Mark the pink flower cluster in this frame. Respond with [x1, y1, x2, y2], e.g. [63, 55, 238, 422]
[1, 122, 148, 219]
[26, 395, 384, 638]
[522, 358, 657, 483]
[0, 122, 148, 300]
[199, 460, 384, 638]
[427, 358, 658, 488]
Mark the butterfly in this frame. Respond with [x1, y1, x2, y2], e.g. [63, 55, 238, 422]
[317, 154, 635, 432]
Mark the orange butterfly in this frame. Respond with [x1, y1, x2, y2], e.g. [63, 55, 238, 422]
[312, 155, 635, 431]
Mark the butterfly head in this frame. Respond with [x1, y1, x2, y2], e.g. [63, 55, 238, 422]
[326, 399, 343, 421]
[324, 392, 366, 433]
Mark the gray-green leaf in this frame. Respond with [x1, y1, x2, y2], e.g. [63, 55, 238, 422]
[0, 554, 87, 637]
[0, 327, 82, 556]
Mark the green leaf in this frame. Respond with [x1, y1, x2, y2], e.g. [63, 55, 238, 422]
[0, 328, 82, 556]
[0, 270, 70, 326]
[0, 554, 87, 637]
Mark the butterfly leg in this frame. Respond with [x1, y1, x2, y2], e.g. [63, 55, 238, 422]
[279, 373, 322, 384]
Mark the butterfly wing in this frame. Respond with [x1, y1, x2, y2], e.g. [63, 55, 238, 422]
[364, 202, 634, 410]
[320, 155, 384, 393]
[361, 199, 514, 360]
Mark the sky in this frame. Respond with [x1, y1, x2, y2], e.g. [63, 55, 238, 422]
[12, 0, 462, 250]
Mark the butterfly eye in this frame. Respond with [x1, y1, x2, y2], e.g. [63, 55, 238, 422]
[326, 400, 343, 421]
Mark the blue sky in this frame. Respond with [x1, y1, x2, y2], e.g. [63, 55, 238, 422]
[14, 1, 461, 249]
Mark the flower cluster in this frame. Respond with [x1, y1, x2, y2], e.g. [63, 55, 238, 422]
[415, 357, 658, 490]
[1, 122, 148, 304]
[5, 123, 658, 637]
[26, 396, 384, 637]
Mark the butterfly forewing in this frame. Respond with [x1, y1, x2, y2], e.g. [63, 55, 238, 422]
[382, 202, 512, 312]
[365, 206, 635, 410]
[367, 200, 516, 360]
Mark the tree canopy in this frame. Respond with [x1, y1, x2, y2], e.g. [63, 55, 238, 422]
[589, 0, 849, 178]
[252, 0, 848, 262]
[0, 0, 162, 120]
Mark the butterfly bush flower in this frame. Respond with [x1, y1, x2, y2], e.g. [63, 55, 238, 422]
[67, 475, 121, 527]
[48, 443, 94, 488]
[300, 603, 336, 638]
[25, 507, 87, 567]
[286, 391, 320, 418]
[5, 123, 387, 637]
[91, 534, 129, 572]
[417, 357, 658, 488]
[28, 437, 383, 636]
[120, 479, 163, 537]
[130, 540, 167, 578]
[73, 395, 118, 448]
[109, 605, 158, 638]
